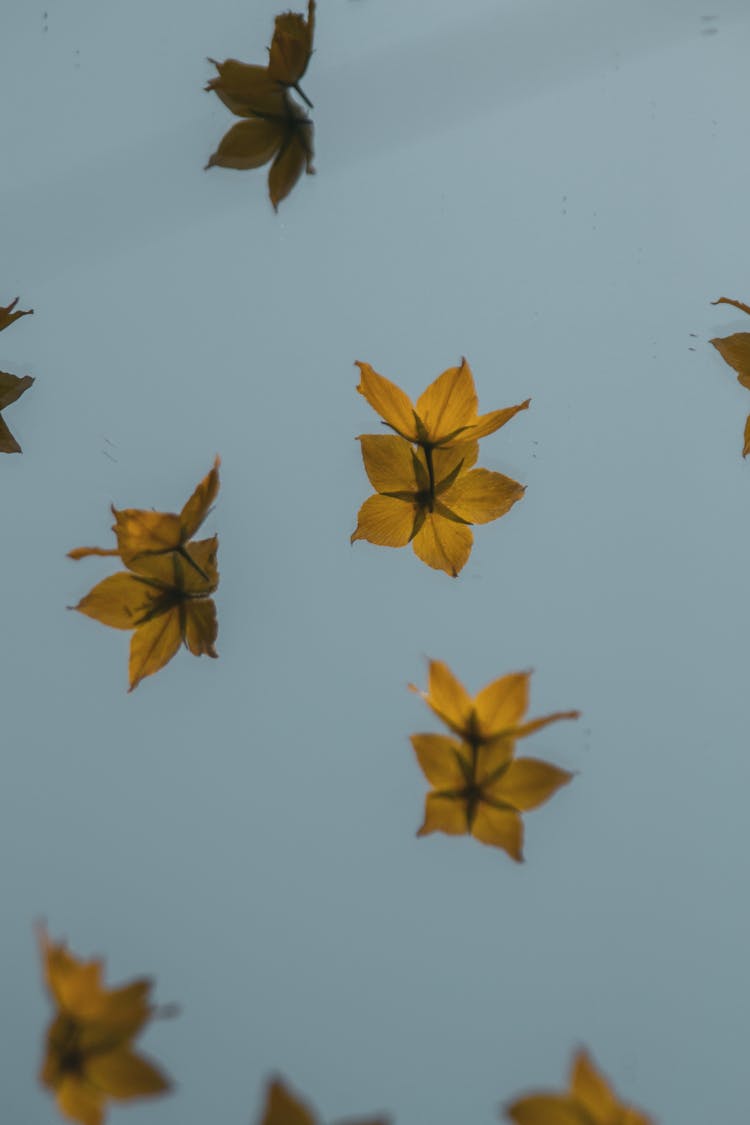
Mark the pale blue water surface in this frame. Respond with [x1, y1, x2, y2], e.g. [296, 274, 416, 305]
[2, 1, 750, 1122]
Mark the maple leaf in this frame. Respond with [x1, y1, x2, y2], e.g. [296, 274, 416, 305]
[205, 92, 314, 210]
[70, 536, 219, 691]
[356, 358, 530, 449]
[0, 295, 33, 333]
[504, 1047, 655, 1125]
[257, 1075, 389, 1125]
[38, 926, 172, 1125]
[69, 457, 219, 579]
[410, 662, 579, 859]
[710, 296, 750, 456]
[351, 433, 524, 576]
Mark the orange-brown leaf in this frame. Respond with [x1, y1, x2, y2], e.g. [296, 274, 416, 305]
[0, 296, 33, 332]
[0, 371, 34, 453]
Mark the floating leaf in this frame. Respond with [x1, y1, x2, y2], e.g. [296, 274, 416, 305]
[710, 297, 750, 456]
[268, 1, 316, 93]
[0, 371, 34, 453]
[70, 537, 219, 691]
[257, 1075, 389, 1125]
[0, 296, 34, 453]
[410, 662, 578, 859]
[356, 357, 529, 448]
[38, 926, 172, 1125]
[0, 295, 33, 333]
[352, 433, 523, 575]
[504, 1048, 654, 1124]
[205, 2, 316, 208]
[69, 457, 219, 579]
[205, 95, 314, 210]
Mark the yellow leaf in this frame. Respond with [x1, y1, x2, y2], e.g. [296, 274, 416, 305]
[505, 1094, 588, 1125]
[69, 535, 219, 691]
[409, 733, 467, 788]
[38, 929, 173, 1125]
[128, 607, 184, 692]
[205, 60, 288, 117]
[484, 757, 573, 812]
[353, 433, 519, 575]
[470, 804, 524, 859]
[710, 297, 750, 456]
[417, 792, 469, 837]
[351, 493, 418, 548]
[505, 1049, 655, 1125]
[111, 456, 220, 565]
[86, 1048, 171, 1099]
[356, 356, 530, 448]
[257, 1074, 389, 1125]
[440, 468, 525, 524]
[268, 0, 316, 87]
[410, 662, 578, 858]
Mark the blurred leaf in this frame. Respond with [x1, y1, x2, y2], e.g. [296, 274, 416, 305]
[504, 1047, 654, 1124]
[257, 1075, 389, 1125]
[38, 927, 172, 1125]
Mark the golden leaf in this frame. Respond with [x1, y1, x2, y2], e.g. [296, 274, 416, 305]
[410, 662, 578, 859]
[351, 434, 524, 576]
[69, 536, 219, 691]
[504, 1048, 655, 1125]
[38, 927, 172, 1125]
[257, 1075, 389, 1125]
[356, 358, 529, 449]
[69, 457, 219, 579]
